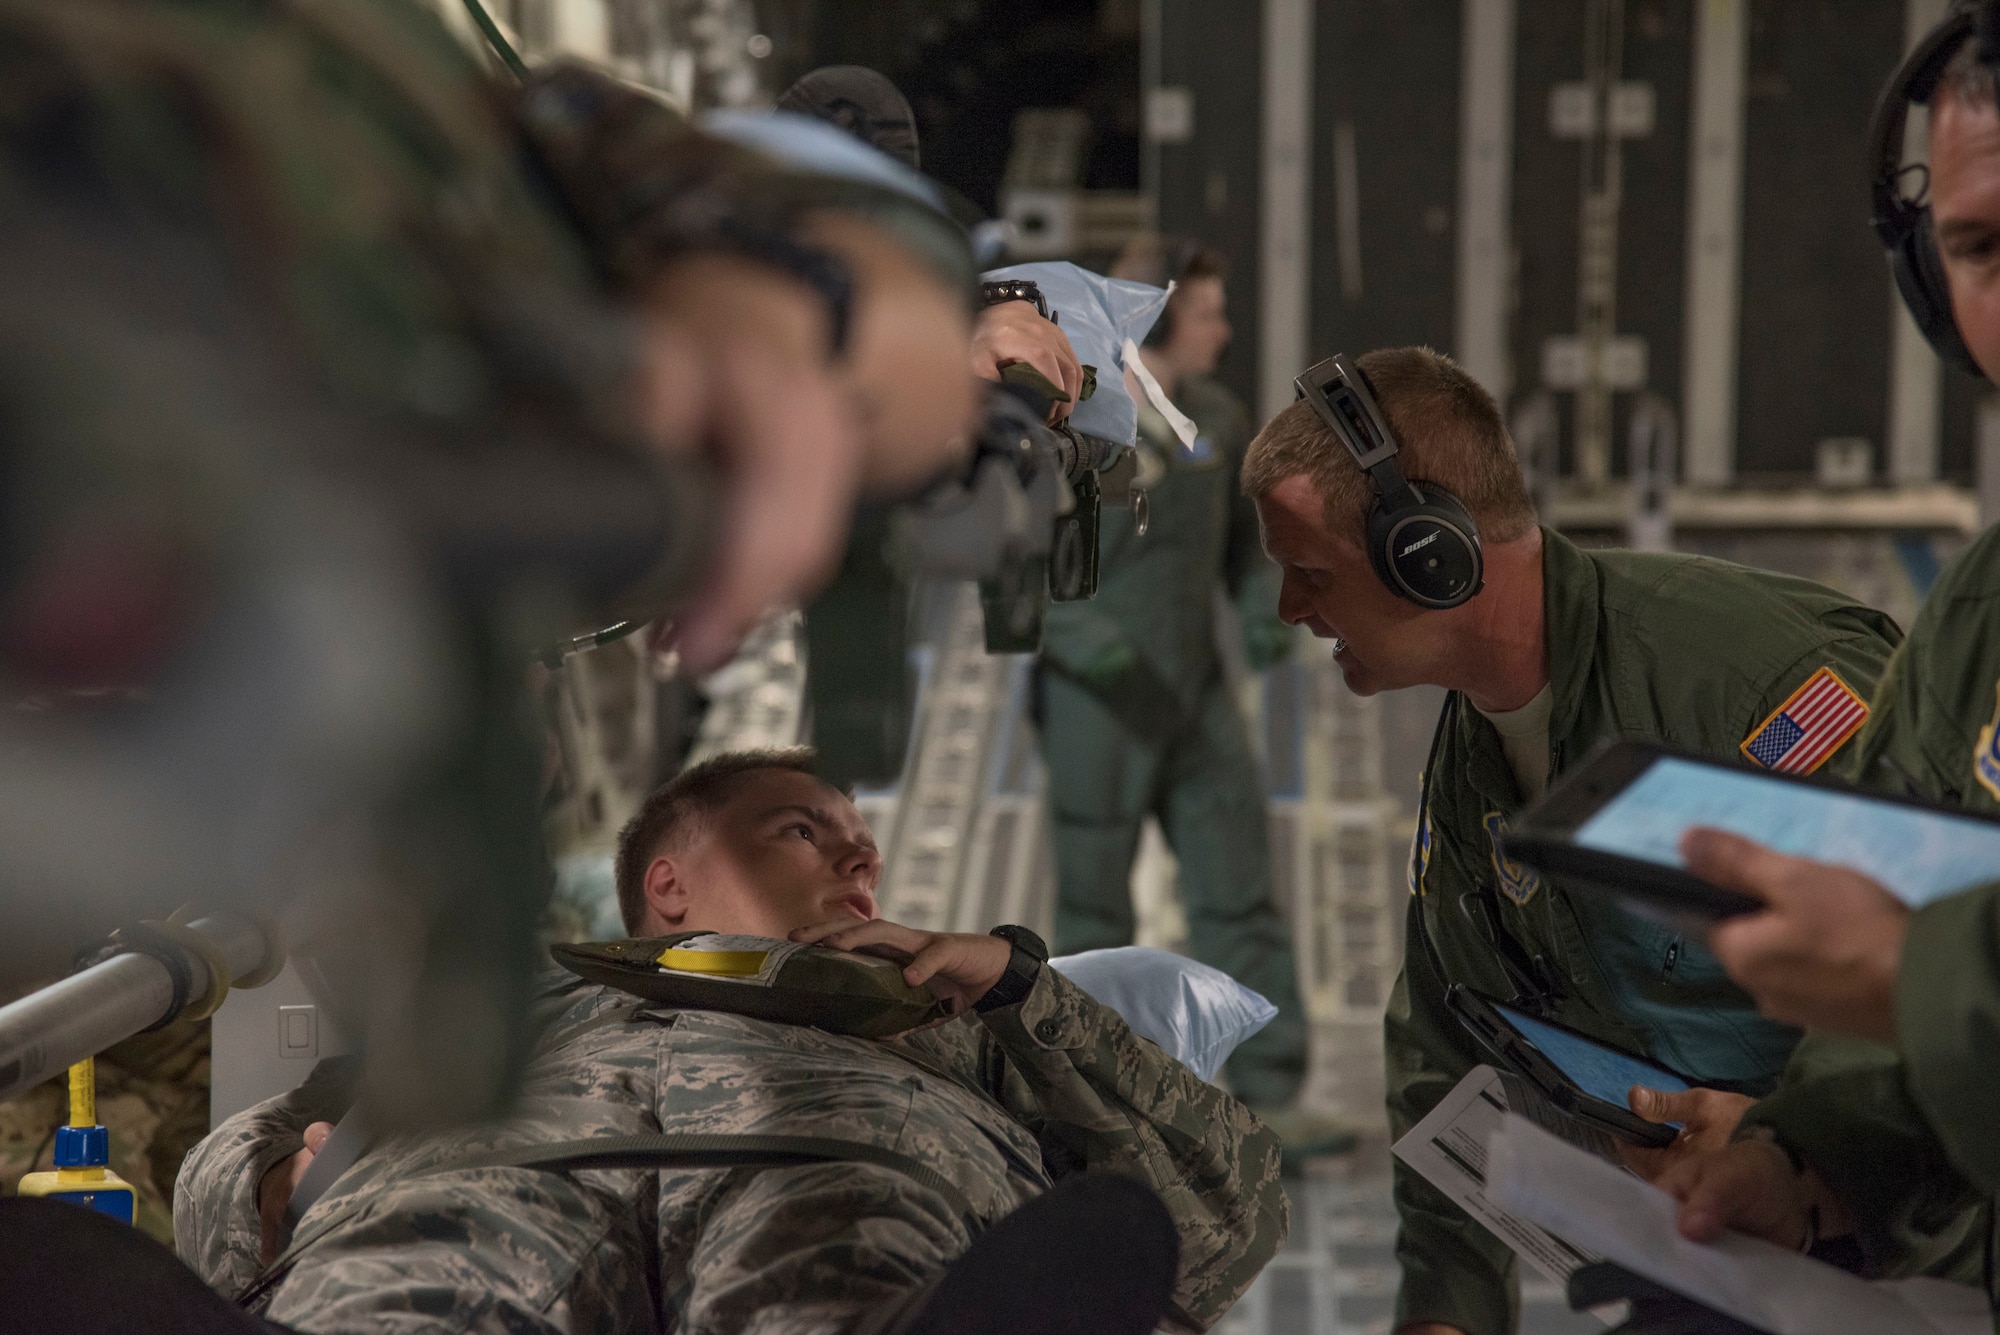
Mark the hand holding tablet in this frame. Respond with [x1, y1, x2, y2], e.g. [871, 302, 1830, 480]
[1503, 741, 2000, 928]
[1501, 742, 1968, 1040]
[1680, 828, 1909, 1045]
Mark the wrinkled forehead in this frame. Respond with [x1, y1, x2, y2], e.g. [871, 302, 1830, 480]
[717, 767, 867, 835]
[1935, 96, 2000, 193]
[1255, 475, 1346, 557]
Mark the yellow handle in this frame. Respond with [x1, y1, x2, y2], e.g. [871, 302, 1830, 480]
[67, 1058, 95, 1128]
[657, 948, 770, 977]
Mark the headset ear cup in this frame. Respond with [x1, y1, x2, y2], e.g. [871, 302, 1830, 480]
[1898, 211, 1989, 379]
[1364, 501, 1401, 593]
[1369, 487, 1484, 609]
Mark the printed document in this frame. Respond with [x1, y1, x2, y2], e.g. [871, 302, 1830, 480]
[1484, 1113, 1989, 1335]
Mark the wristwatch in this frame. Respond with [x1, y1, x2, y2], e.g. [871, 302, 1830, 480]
[974, 925, 1049, 1013]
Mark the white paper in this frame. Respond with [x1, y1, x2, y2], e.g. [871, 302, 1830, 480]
[1485, 1113, 1988, 1335]
[1121, 334, 1200, 453]
[1390, 1065, 1604, 1287]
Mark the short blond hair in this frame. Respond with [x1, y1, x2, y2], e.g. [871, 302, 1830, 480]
[1241, 346, 1537, 543]
[614, 747, 823, 934]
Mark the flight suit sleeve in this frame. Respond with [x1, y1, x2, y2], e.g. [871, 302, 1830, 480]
[1737, 1034, 1990, 1280]
[1738, 622, 1995, 1282]
[1751, 630, 1901, 760]
[1896, 880, 2000, 1197]
[1842, 627, 1974, 801]
[979, 963, 1289, 1332]
[171, 1055, 357, 1297]
[1385, 885, 1521, 1335]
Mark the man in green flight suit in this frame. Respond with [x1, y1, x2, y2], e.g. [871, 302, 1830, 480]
[1639, 15, 2000, 1310]
[1242, 346, 1903, 1335]
[1034, 235, 1310, 1121]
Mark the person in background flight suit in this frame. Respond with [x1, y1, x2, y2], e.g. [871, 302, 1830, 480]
[1640, 15, 2000, 1310]
[1241, 345, 1903, 1335]
[1032, 235, 1326, 1150]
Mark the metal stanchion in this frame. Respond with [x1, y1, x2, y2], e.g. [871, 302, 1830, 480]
[0, 912, 276, 1106]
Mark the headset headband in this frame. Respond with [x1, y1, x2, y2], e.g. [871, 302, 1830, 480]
[1871, 9, 1976, 247]
[1293, 354, 1419, 509]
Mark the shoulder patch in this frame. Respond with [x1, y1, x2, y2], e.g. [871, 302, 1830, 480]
[1408, 793, 1433, 897]
[1973, 682, 2000, 802]
[1739, 666, 1869, 775]
[1482, 811, 1542, 906]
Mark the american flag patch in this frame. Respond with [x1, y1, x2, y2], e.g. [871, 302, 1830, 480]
[1739, 667, 1869, 775]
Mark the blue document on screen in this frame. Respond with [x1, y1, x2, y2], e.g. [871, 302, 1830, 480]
[1492, 1002, 1688, 1106]
[1573, 758, 2000, 907]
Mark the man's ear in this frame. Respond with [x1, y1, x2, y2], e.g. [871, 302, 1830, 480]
[641, 855, 690, 934]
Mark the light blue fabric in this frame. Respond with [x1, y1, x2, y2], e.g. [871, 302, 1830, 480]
[701, 109, 945, 212]
[980, 262, 1170, 448]
[1049, 946, 1277, 1082]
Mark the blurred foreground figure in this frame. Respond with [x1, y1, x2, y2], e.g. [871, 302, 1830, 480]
[0, 0, 974, 1136]
[1034, 236, 1313, 1128]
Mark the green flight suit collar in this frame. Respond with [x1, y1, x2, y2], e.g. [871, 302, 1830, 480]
[1455, 526, 1598, 816]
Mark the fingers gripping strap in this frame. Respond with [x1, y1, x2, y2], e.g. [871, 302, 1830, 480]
[444, 1134, 976, 1222]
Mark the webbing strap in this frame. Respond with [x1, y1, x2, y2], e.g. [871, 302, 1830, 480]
[439, 1133, 975, 1222]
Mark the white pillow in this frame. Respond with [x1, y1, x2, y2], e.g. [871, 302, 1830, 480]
[1048, 947, 1277, 1082]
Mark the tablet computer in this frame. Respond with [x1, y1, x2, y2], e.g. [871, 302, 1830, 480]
[1501, 740, 2000, 929]
[1446, 985, 1683, 1149]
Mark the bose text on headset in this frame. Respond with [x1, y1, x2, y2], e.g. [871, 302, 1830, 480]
[1291, 354, 1485, 609]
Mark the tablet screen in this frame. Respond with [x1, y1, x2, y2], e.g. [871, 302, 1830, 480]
[1572, 756, 2000, 907]
[1493, 1002, 1689, 1107]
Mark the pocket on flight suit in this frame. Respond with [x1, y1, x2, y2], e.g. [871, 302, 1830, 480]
[1558, 893, 1793, 1085]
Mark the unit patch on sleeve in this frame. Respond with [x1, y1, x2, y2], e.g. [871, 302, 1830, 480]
[1408, 795, 1433, 897]
[1482, 811, 1542, 906]
[1973, 682, 2000, 802]
[1739, 666, 1869, 775]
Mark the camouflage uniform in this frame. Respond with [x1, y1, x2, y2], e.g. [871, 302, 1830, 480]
[176, 963, 1288, 1334]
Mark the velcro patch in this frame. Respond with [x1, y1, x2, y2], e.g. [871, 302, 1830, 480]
[1483, 811, 1542, 906]
[1973, 682, 2000, 802]
[1740, 666, 1869, 775]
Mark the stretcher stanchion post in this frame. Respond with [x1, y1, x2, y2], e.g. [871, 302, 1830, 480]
[16, 1057, 137, 1223]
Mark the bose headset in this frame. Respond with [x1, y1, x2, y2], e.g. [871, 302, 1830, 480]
[1293, 354, 1484, 609]
[1872, 0, 2000, 380]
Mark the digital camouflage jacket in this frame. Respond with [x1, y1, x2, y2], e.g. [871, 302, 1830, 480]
[176, 962, 1289, 1334]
